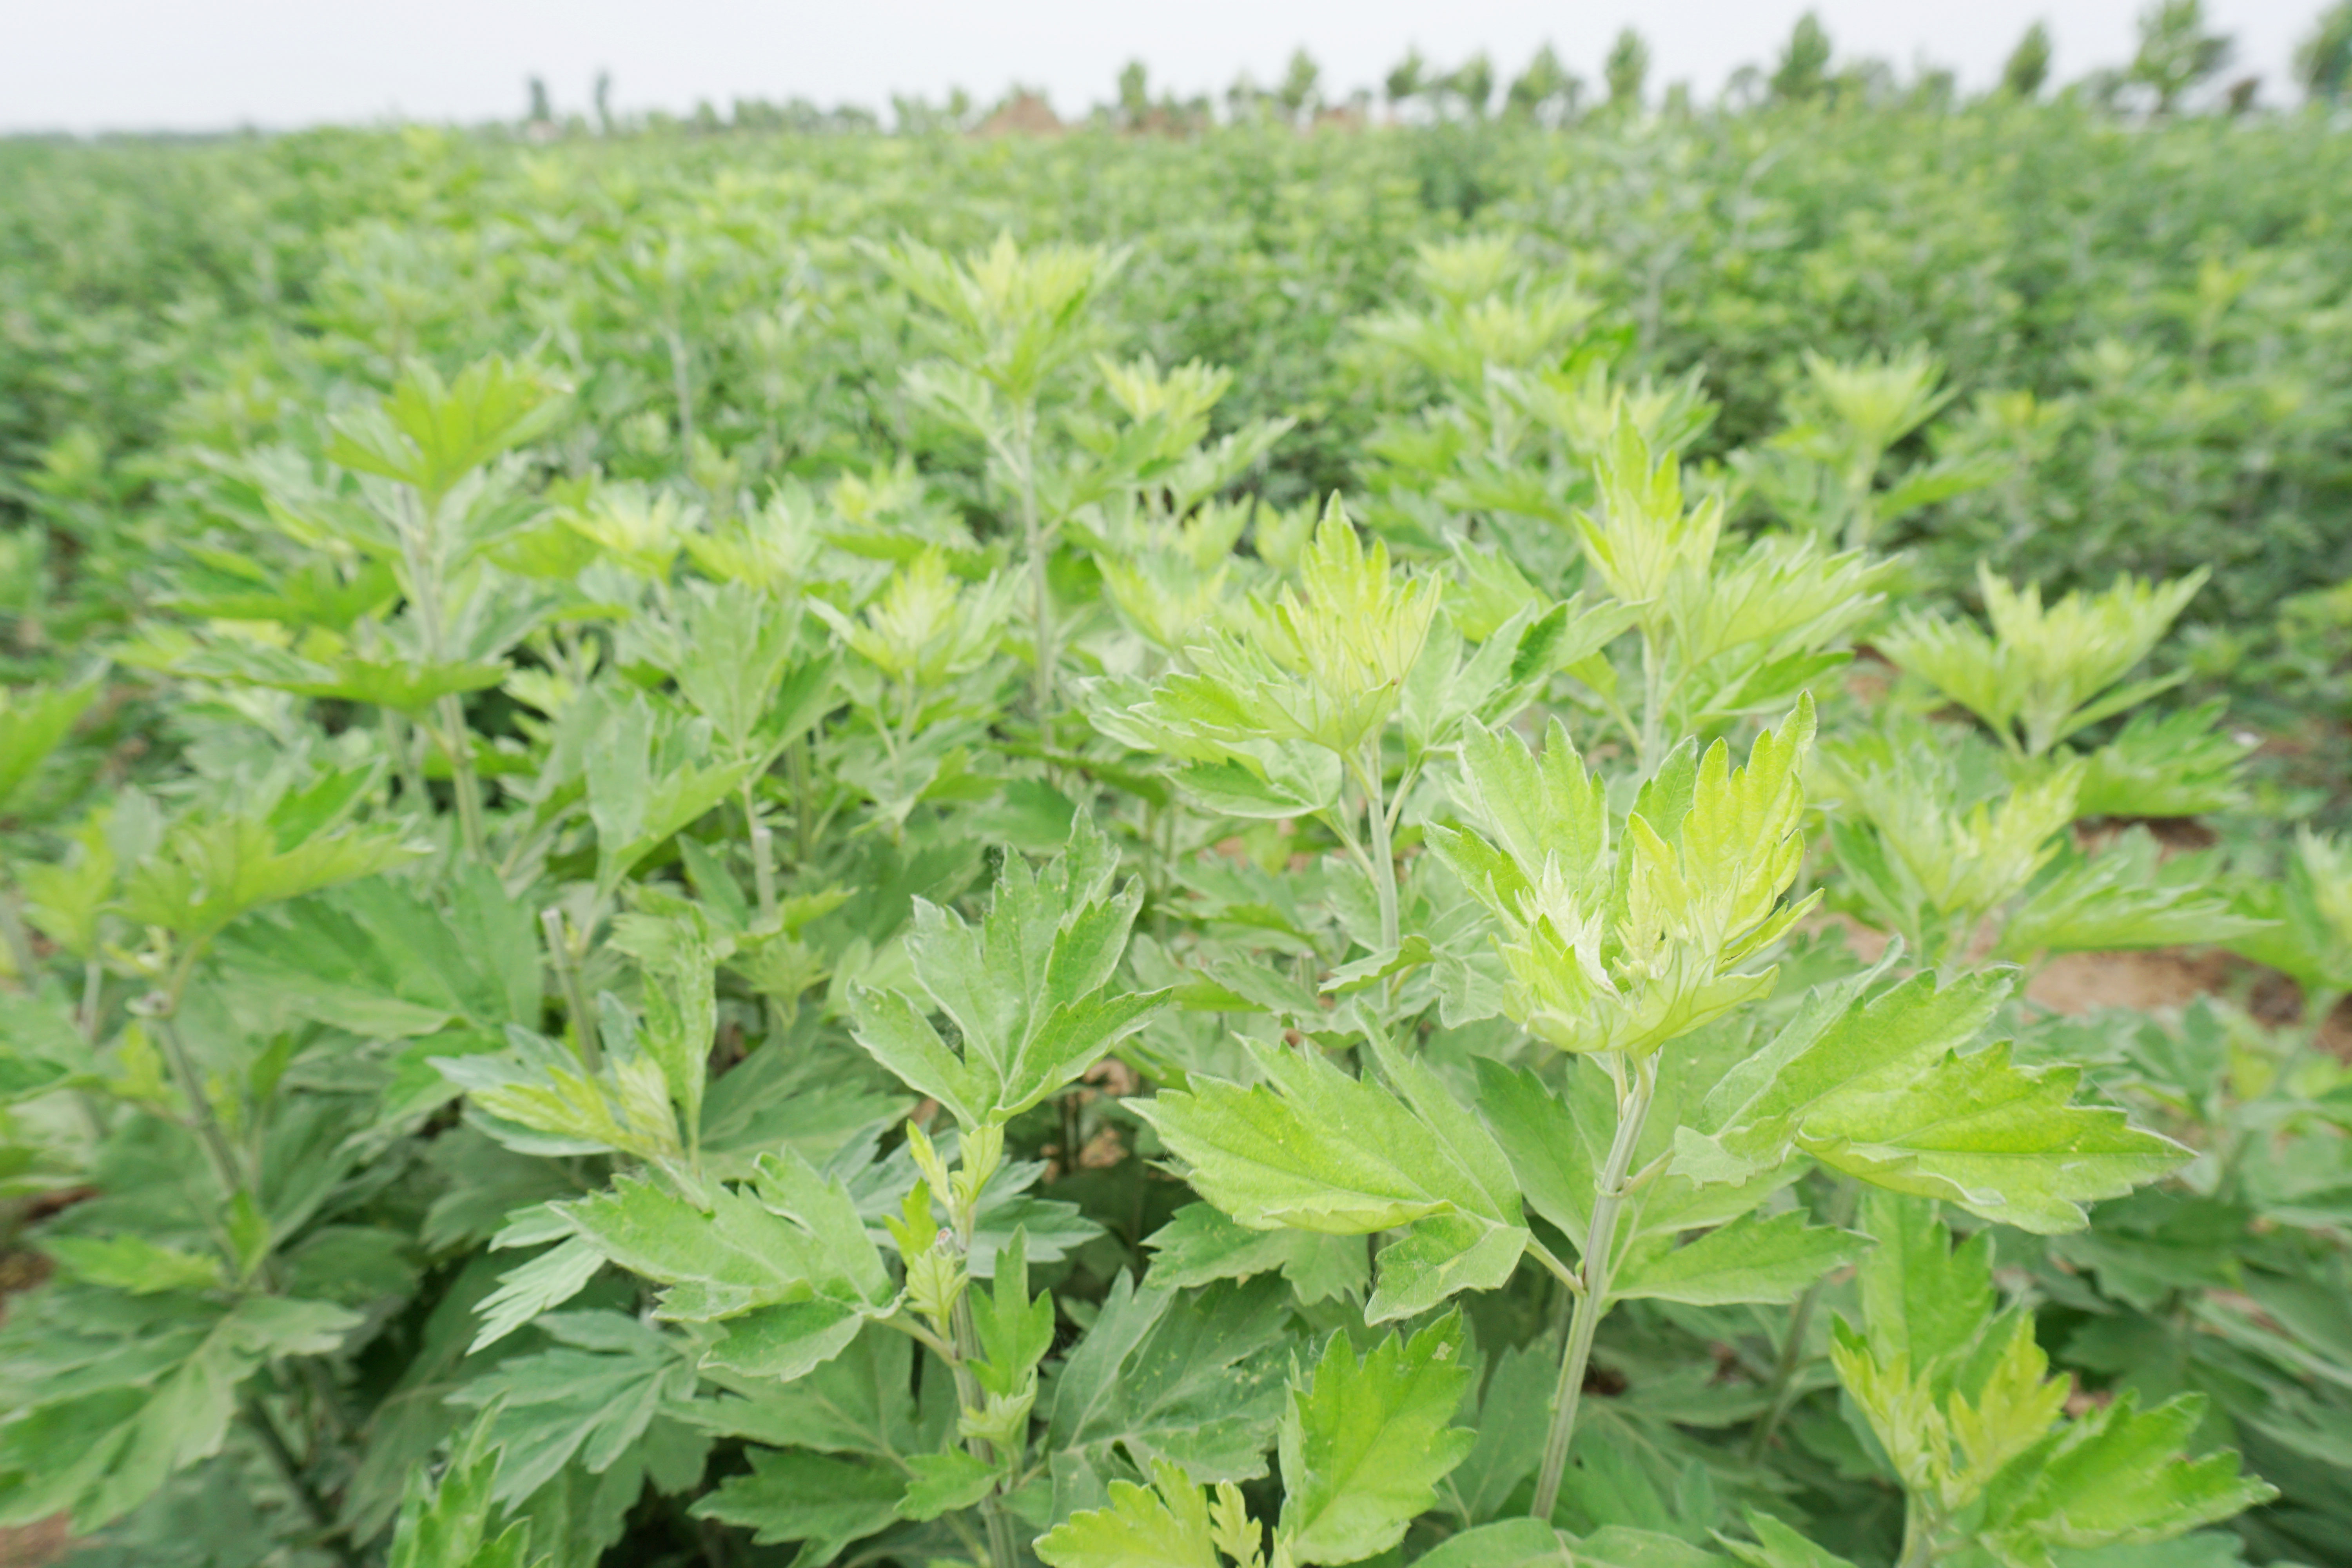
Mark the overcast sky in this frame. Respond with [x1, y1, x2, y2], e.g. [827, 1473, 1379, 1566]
[3, 0, 2331, 135]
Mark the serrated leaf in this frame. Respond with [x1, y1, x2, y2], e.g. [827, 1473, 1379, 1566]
[851, 817, 1167, 1124]
[1047, 1274, 1296, 1486]
[898, 1448, 1000, 1521]
[1034, 1457, 1221, 1568]
[447, 1312, 695, 1503]
[1982, 1392, 2277, 1560]
[688, 1448, 903, 1564]
[1134, 1038, 1526, 1321]
[1144, 1203, 1369, 1305]
[1798, 1043, 2189, 1234]
[1278, 1312, 1475, 1565]
[1612, 1209, 1864, 1307]
[388, 1407, 548, 1568]
[44, 1235, 226, 1296]
[121, 815, 419, 941]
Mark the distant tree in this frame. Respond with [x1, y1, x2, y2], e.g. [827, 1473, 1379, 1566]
[1663, 80, 1695, 116]
[2297, 2, 2352, 101]
[2224, 74, 2261, 113]
[2128, 0, 2233, 113]
[593, 71, 613, 133]
[1770, 14, 1834, 103]
[1386, 48, 1429, 114]
[2002, 22, 2053, 97]
[1605, 28, 1651, 110]
[526, 76, 553, 125]
[1723, 64, 1769, 112]
[1505, 44, 1581, 123]
[1911, 65, 1958, 109]
[1276, 49, 1322, 123]
[1117, 62, 1149, 126]
[1447, 52, 1497, 118]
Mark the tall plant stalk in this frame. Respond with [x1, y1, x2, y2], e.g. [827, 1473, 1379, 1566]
[1531, 1053, 1659, 1519]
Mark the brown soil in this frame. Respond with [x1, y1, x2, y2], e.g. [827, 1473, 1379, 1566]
[1824, 914, 2352, 1057]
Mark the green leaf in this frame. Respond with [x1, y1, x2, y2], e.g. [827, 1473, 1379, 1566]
[121, 815, 419, 941]
[1034, 1457, 1221, 1568]
[1133, 1038, 1527, 1322]
[553, 1154, 894, 1364]
[1982, 1392, 2278, 1561]
[688, 1448, 903, 1564]
[1673, 965, 2007, 1185]
[850, 817, 1167, 1124]
[1853, 1191, 1997, 1373]
[0, 1287, 359, 1532]
[1414, 1518, 1575, 1567]
[1047, 1274, 1296, 1487]
[1612, 1209, 1865, 1307]
[0, 672, 99, 812]
[1277, 1312, 1476, 1565]
[970, 1228, 1054, 1396]
[1798, 1042, 2190, 1234]
[898, 1448, 1000, 1521]
[447, 1312, 695, 1504]
[43, 1236, 225, 1296]
[1144, 1203, 1369, 1305]
[328, 357, 566, 509]
[388, 1407, 547, 1568]
[1718, 1512, 1860, 1568]
[679, 1322, 921, 1461]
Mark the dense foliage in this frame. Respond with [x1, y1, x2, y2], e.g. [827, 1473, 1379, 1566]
[1, 96, 2348, 1568]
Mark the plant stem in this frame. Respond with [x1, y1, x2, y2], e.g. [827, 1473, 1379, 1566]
[1530, 1052, 1658, 1520]
[947, 1291, 1020, 1568]
[667, 325, 696, 467]
[436, 693, 488, 863]
[542, 909, 601, 1071]
[743, 780, 778, 922]
[243, 1396, 364, 1568]
[1745, 1180, 1860, 1461]
[1637, 627, 1667, 771]
[789, 735, 816, 864]
[1350, 746, 1401, 953]
[152, 1008, 247, 1211]
[1896, 1495, 1939, 1568]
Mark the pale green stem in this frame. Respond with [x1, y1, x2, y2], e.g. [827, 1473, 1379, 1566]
[789, 735, 816, 864]
[948, 1290, 1021, 1568]
[1896, 1495, 1940, 1568]
[667, 324, 696, 469]
[1637, 626, 1668, 771]
[436, 692, 489, 863]
[1530, 1053, 1658, 1519]
[1348, 746, 1401, 954]
[742, 780, 778, 921]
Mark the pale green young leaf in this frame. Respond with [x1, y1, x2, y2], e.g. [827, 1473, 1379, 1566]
[1277, 1313, 1476, 1566]
[1414, 1517, 1575, 1567]
[1675, 964, 2010, 1185]
[1611, 1209, 1865, 1307]
[679, 1323, 922, 1461]
[1034, 1457, 1222, 1568]
[969, 1227, 1054, 1396]
[1798, 1042, 2190, 1234]
[1132, 1040, 1528, 1321]
[2068, 700, 2249, 818]
[851, 818, 1167, 1124]
[470, 1238, 604, 1352]
[327, 357, 566, 509]
[435, 1025, 681, 1163]
[1981, 1391, 2277, 1559]
[1854, 1192, 1996, 1374]
[1999, 832, 2267, 959]
[1879, 565, 2205, 758]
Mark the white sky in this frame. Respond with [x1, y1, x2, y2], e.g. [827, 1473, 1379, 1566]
[2, 0, 2328, 135]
